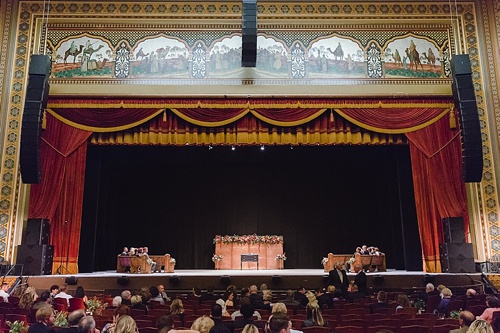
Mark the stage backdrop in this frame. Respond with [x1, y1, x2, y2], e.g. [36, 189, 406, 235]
[79, 144, 421, 272]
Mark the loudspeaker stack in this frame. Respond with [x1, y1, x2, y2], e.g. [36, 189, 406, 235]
[439, 217, 475, 273]
[20, 54, 52, 184]
[450, 54, 483, 183]
[16, 218, 53, 275]
[241, 0, 257, 67]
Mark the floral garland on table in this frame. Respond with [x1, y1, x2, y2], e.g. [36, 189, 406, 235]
[213, 234, 284, 245]
[276, 253, 287, 261]
[212, 254, 223, 262]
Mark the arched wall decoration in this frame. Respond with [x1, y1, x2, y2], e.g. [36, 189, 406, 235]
[0, 1, 496, 273]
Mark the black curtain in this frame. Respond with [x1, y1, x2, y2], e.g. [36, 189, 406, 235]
[79, 145, 421, 272]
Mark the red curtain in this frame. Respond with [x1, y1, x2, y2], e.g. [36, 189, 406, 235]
[28, 113, 92, 274]
[406, 112, 468, 272]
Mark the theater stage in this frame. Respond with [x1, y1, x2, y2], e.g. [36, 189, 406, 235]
[22, 269, 485, 296]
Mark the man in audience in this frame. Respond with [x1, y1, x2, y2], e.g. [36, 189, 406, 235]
[60, 310, 86, 333]
[49, 285, 59, 304]
[314, 287, 332, 309]
[419, 283, 439, 302]
[281, 290, 300, 314]
[240, 287, 250, 299]
[158, 284, 171, 302]
[249, 285, 270, 310]
[188, 286, 202, 301]
[33, 291, 51, 310]
[200, 285, 219, 304]
[231, 297, 261, 321]
[346, 283, 364, 303]
[209, 303, 230, 333]
[232, 303, 264, 331]
[466, 289, 477, 298]
[78, 316, 100, 333]
[370, 290, 390, 313]
[293, 286, 308, 308]
[28, 306, 55, 333]
[328, 261, 349, 298]
[54, 284, 72, 306]
[268, 312, 290, 333]
[0, 282, 9, 302]
[450, 310, 475, 333]
[120, 290, 132, 306]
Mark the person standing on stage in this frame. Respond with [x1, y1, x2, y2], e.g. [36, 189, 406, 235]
[328, 262, 349, 298]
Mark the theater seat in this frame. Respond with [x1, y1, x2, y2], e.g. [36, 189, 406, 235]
[68, 297, 85, 312]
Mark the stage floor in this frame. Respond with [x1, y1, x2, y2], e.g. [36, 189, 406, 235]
[23, 269, 485, 296]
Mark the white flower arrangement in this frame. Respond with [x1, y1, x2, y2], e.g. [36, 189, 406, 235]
[276, 253, 287, 261]
[170, 258, 176, 264]
[212, 254, 223, 262]
[321, 257, 329, 265]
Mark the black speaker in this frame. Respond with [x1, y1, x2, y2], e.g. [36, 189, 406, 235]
[241, 0, 257, 67]
[20, 55, 51, 184]
[220, 275, 231, 285]
[439, 243, 475, 273]
[15, 244, 53, 275]
[117, 276, 129, 285]
[169, 276, 181, 284]
[373, 275, 384, 284]
[451, 54, 483, 183]
[442, 217, 465, 244]
[22, 218, 50, 246]
[65, 276, 78, 285]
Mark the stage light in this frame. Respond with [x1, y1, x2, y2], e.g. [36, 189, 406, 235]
[260, 145, 265, 151]
[208, 145, 213, 150]
[117, 276, 129, 286]
[272, 275, 282, 284]
[373, 275, 384, 284]
[169, 276, 181, 284]
[220, 275, 231, 284]
[423, 274, 436, 284]
[231, 145, 235, 151]
[65, 276, 78, 285]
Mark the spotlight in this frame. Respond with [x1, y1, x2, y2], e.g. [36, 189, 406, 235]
[231, 146, 235, 151]
[260, 145, 265, 151]
[117, 276, 129, 286]
[220, 275, 231, 284]
[169, 276, 181, 284]
[208, 145, 213, 150]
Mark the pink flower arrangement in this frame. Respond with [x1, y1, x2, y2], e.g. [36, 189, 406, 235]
[213, 234, 284, 245]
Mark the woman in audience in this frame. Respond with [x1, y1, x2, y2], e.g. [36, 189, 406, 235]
[114, 315, 137, 333]
[434, 288, 452, 317]
[215, 298, 231, 317]
[242, 324, 259, 333]
[112, 296, 122, 308]
[224, 290, 237, 308]
[19, 287, 38, 309]
[74, 286, 89, 305]
[395, 293, 411, 312]
[479, 296, 500, 324]
[468, 319, 494, 333]
[170, 298, 186, 327]
[303, 302, 327, 327]
[102, 304, 131, 333]
[131, 295, 147, 311]
[191, 315, 214, 333]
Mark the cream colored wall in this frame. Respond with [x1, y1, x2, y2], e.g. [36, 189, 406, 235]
[0, 0, 498, 269]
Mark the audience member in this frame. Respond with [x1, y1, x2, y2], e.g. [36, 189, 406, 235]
[346, 283, 364, 303]
[78, 316, 99, 333]
[0, 282, 9, 302]
[49, 285, 59, 304]
[131, 295, 147, 311]
[314, 287, 332, 309]
[60, 310, 86, 333]
[233, 303, 264, 330]
[281, 290, 300, 313]
[249, 285, 269, 311]
[112, 296, 122, 308]
[268, 313, 290, 333]
[450, 310, 475, 333]
[120, 291, 132, 306]
[150, 286, 164, 305]
[74, 286, 89, 305]
[200, 285, 219, 304]
[231, 297, 261, 321]
[466, 289, 478, 299]
[158, 315, 174, 333]
[188, 286, 202, 301]
[223, 290, 236, 308]
[293, 286, 308, 308]
[54, 284, 73, 306]
[370, 291, 389, 313]
[158, 285, 171, 302]
[479, 296, 500, 324]
[396, 293, 411, 312]
[191, 316, 215, 333]
[102, 305, 131, 333]
[33, 291, 51, 310]
[303, 302, 327, 327]
[434, 288, 452, 317]
[28, 306, 55, 333]
[353, 265, 368, 295]
[170, 298, 185, 327]
[419, 283, 439, 302]
[241, 324, 259, 333]
[468, 319, 494, 333]
[19, 286, 38, 309]
[114, 315, 137, 333]
[209, 303, 230, 333]
[270, 304, 302, 333]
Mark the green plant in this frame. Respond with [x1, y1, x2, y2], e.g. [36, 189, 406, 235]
[54, 310, 68, 327]
[6, 320, 29, 333]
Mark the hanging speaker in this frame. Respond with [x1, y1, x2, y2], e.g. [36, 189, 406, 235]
[442, 217, 465, 244]
[241, 0, 257, 67]
[450, 54, 483, 183]
[20, 54, 51, 184]
[22, 218, 50, 246]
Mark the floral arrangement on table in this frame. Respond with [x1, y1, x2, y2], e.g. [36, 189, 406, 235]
[170, 257, 176, 264]
[54, 310, 68, 327]
[213, 234, 284, 245]
[87, 296, 107, 315]
[347, 257, 356, 264]
[6, 320, 29, 333]
[212, 254, 223, 262]
[321, 257, 329, 265]
[276, 253, 287, 261]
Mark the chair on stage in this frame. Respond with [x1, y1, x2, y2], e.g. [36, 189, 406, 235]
[68, 297, 86, 312]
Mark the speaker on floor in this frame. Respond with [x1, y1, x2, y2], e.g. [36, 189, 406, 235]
[15, 244, 53, 275]
[117, 276, 129, 286]
[271, 275, 282, 284]
[65, 276, 78, 285]
[442, 217, 465, 244]
[169, 276, 181, 284]
[20, 54, 51, 184]
[220, 275, 231, 285]
[22, 218, 50, 246]
[451, 54, 483, 183]
[241, 0, 257, 67]
[439, 243, 475, 273]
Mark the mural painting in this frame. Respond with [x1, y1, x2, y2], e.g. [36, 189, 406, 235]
[208, 35, 243, 77]
[384, 35, 443, 78]
[307, 36, 365, 77]
[52, 36, 113, 78]
[255, 36, 288, 78]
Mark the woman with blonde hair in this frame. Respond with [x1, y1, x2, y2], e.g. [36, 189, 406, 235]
[272, 302, 287, 314]
[114, 315, 137, 333]
[19, 287, 38, 309]
[191, 316, 214, 333]
[303, 302, 327, 327]
[242, 324, 259, 333]
[170, 299, 185, 327]
[435, 288, 452, 317]
[468, 319, 494, 333]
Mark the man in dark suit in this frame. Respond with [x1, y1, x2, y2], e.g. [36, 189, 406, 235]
[314, 287, 333, 309]
[293, 286, 308, 308]
[209, 304, 230, 333]
[249, 285, 270, 311]
[232, 303, 264, 332]
[328, 261, 349, 297]
[28, 306, 56, 333]
[353, 265, 368, 296]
